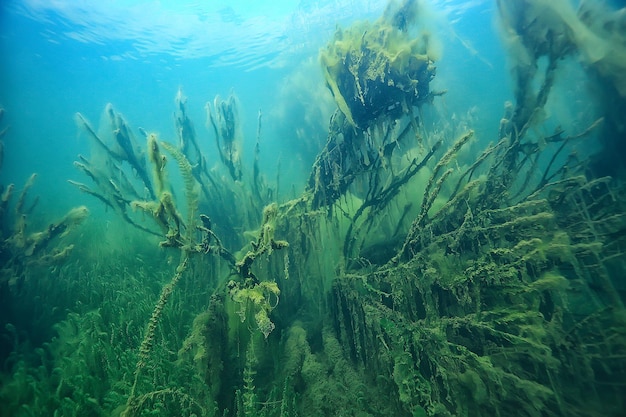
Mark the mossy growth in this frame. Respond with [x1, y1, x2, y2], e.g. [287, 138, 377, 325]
[319, 0, 436, 129]
[229, 280, 280, 339]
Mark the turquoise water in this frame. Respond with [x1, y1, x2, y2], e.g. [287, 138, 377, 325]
[0, 0, 508, 208]
[1, 1, 625, 416]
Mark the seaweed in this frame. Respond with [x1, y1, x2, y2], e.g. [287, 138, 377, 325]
[206, 93, 243, 182]
[319, 0, 437, 129]
[0, 114, 88, 290]
[2, 1, 626, 417]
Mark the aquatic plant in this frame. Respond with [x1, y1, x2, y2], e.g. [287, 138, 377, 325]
[206, 93, 243, 181]
[2, 1, 626, 416]
[320, 0, 438, 129]
[322, 2, 626, 416]
[0, 111, 89, 291]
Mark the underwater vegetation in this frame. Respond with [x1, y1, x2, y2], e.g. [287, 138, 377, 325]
[319, 0, 439, 129]
[1, 0, 626, 416]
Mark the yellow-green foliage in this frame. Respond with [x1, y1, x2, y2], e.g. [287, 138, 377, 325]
[4, 3, 625, 417]
[131, 192, 183, 244]
[230, 281, 280, 339]
[160, 141, 198, 233]
[131, 138, 194, 247]
[320, 1, 435, 128]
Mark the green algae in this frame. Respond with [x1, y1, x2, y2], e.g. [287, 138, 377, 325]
[1, 1, 626, 417]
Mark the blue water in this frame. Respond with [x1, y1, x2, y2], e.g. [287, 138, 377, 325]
[0, 0, 506, 215]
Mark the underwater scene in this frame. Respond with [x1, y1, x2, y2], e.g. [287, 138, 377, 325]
[1, 0, 626, 416]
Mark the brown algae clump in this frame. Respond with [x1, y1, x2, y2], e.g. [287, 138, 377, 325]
[320, 0, 437, 129]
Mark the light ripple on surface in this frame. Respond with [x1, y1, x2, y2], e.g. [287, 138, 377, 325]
[11, 0, 485, 68]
